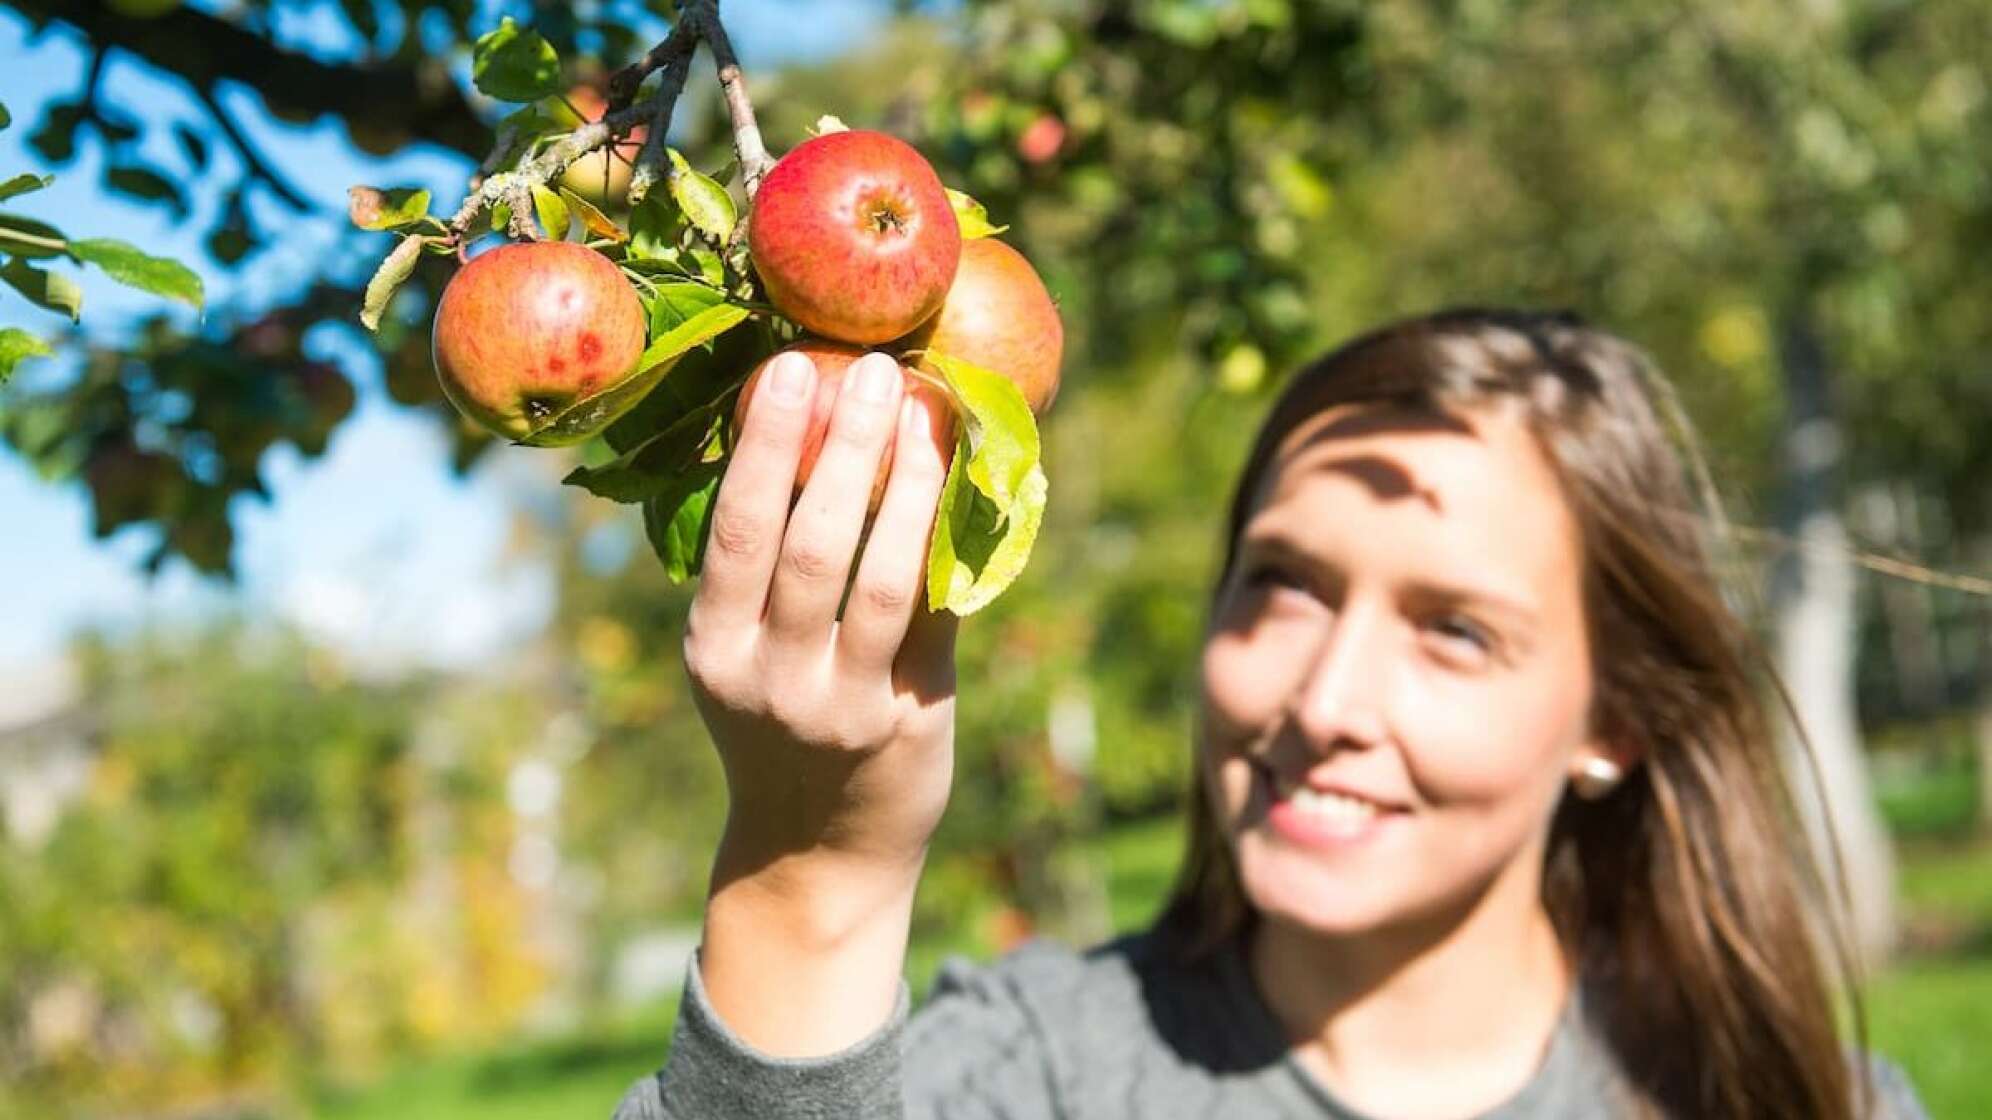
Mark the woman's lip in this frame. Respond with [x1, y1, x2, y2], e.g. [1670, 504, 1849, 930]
[1252, 760, 1409, 813]
[1257, 766, 1407, 850]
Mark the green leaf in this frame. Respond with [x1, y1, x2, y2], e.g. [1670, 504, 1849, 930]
[668, 149, 737, 240]
[347, 186, 432, 231]
[628, 194, 685, 261]
[946, 188, 1009, 239]
[360, 235, 424, 332]
[490, 202, 513, 234]
[104, 164, 189, 218]
[645, 280, 726, 337]
[69, 239, 204, 311]
[604, 324, 769, 455]
[642, 461, 725, 583]
[174, 123, 210, 172]
[0, 101, 10, 132]
[472, 18, 562, 103]
[0, 173, 52, 202]
[636, 301, 751, 374]
[0, 326, 51, 383]
[921, 350, 1039, 510]
[530, 303, 754, 450]
[927, 452, 1047, 616]
[516, 305, 758, 449]
[557, 186, 626, 243]
[1, 257, 83, 320]
[691, 246, 724, 286]
[531, 183, 571, 240]
[518, 361, 682, 448]
[562, 400, 725, 503]
[28, 103, 83, 163]
[0, 213, 69, 259]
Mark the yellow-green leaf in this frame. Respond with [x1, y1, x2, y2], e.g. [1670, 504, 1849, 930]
[946, 188, 1009, 239]
[668, 149, 737, 241]
[0, 173, 52, 202]
[531, 183, 571, 240]
[1, 257, 83, 321]
[637, 301, 751, 372]
[360, 235, 424, 332]
[0, 326, 52, 382]
[922, 349, 1038, 510]
[347, 186, 432, 231]
[557, 186, 627, 243]
[927, 455, 1047, 616]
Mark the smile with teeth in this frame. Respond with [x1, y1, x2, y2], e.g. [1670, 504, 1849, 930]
[1281, 783, 1382, 825]
[1262, 767, 1402, 846]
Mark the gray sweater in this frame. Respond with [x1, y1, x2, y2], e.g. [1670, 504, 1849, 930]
[612, 929, 1930, 1120]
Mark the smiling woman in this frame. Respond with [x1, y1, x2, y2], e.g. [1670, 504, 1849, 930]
[614, 308, 1931, 1120]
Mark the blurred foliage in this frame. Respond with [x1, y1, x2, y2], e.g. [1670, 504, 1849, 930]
[0, 626, 564, 1116]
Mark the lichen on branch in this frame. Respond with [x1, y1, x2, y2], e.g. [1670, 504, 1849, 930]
[444, 0, 776, 247]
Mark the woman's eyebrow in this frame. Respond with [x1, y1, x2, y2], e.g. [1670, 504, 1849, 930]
[1240, 526, 1544, 625]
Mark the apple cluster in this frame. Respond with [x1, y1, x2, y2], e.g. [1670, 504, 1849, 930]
[738, 128, 1064, 504]
[427, 127, 1062, 508]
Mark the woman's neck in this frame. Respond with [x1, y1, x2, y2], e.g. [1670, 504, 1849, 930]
[1245, 859, 1574, 1119]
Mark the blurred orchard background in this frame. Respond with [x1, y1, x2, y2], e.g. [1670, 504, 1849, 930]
[1, 0, 1989, 1116]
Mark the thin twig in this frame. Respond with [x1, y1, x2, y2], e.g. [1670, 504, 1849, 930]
[696, 2, 777, 200]
[1725, 524, 1992, 597]
[608, 13, 702, 110]
[627, 54, 693, 206]
[193, 84, 314, 212]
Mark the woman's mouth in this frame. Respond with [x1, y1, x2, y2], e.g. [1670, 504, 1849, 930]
[1257, 765, 1407, 850]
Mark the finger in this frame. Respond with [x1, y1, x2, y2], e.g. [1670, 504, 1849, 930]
[691, 350, 815, 634]
[838, 390, 955, 671]
[764, 352, 905, 651]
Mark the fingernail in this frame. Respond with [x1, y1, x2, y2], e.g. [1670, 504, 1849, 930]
[769, 352, 813, 403]
[854, 353, 899, 403]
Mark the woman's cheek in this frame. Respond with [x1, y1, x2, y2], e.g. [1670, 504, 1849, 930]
[1199, 625, 1301, 751]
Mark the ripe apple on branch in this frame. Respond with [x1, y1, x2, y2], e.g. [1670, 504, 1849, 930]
[349, 0, 1062, 614]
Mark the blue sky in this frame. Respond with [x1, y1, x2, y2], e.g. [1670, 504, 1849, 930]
[0, 1, 895, 675]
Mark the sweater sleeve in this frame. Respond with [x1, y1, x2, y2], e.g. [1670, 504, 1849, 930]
[610, 948, 1063, 1120]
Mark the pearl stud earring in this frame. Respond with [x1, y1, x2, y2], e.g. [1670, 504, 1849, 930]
[1571, 756, 1624, 800]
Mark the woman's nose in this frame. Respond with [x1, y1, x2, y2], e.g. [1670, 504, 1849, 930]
[1286, 602, 1390, 753]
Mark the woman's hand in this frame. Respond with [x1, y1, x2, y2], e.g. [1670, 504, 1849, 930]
[681, 348, 958, 1055]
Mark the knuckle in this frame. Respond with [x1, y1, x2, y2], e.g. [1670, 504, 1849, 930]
[708, 507, 768, 560]
[855, 577, 913, 616]
[781, 537, 842, 583]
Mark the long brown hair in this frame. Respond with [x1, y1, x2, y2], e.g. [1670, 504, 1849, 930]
[1157, 308, 1873, 1119]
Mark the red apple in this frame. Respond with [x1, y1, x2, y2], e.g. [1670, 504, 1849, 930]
[903, 237, 1064, 416]
[1016, 113, 1066, 164]
[431, 241, 647, 440]
[551, 86, 647, 209]
[748, 130, 961, 345]
[732, 341, 956, 510]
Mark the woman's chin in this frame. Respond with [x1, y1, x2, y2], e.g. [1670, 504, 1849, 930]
[1236, 840, 1398, 938]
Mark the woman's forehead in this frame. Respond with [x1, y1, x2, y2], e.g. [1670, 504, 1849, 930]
[1244, 402, 1583, 590]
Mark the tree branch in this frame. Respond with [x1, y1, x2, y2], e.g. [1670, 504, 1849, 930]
[191, 84, 314, 213]
[12, 0, 489, 157]
[694, 2, 777, 200]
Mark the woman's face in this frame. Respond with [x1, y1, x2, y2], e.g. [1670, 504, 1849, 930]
[1199, 401, 1604, 939]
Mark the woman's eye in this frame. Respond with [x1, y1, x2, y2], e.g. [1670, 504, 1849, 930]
[1244, 564, 1304, 592]
[1426, 614, 1494, 656]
